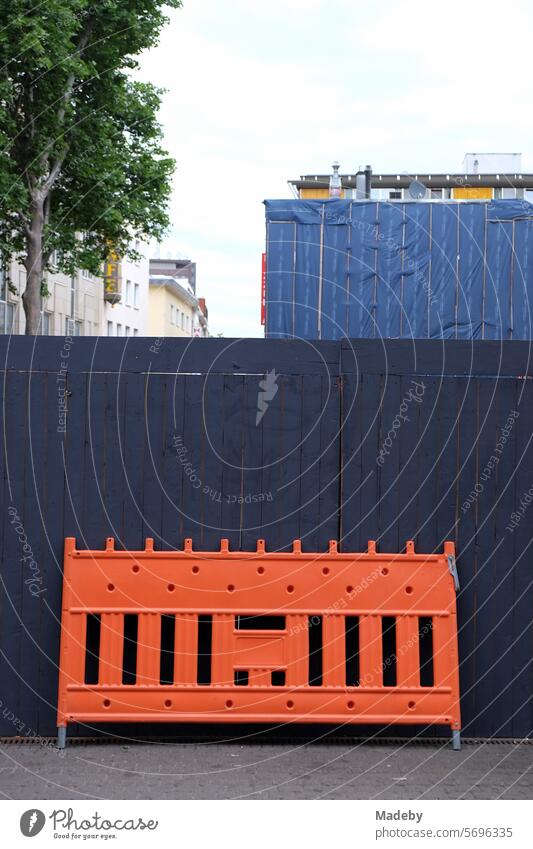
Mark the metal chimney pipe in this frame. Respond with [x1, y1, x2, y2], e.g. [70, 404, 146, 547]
[355, 167, 365, 199]
[364, 165, 372, 199]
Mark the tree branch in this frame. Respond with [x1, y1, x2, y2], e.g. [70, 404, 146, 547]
[43, 145, 70, 195]
[40, 19, 95, 196]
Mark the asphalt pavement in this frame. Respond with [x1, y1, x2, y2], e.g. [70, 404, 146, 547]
[1, 740, 531, 799]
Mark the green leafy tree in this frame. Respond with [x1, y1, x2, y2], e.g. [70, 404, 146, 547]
[0, 0, 180, 333]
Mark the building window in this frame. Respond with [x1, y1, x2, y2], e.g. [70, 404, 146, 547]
[0, 302, 15, 334]
[133, 328, 138, 337]
[69, 275, 76, 318]
[107, 321, 113, 336]
[1, 262, 19, 335]
[430, 189, 443, 199]
[181, 312, 185, 330]
[170, 304, 174, 324]
[125, 326, 130, 336]
[126, 279, 132, 305]
[39, 312, 51, 335]
[116, 323, 122, 336]
[389, 190, 402, 200]
[134, 283, 139, 307]
[65, 318, 82, 336]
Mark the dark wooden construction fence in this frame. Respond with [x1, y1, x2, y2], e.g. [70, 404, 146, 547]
[0, 337, 531, 739]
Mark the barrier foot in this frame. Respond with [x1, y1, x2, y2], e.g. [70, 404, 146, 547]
[451, 729, 461, 751]
[57, 727, 67, 750]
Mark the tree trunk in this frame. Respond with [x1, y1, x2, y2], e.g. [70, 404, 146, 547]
[23, 194, 45, 335]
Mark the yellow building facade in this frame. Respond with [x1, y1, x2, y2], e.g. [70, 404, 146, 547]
[148, 276, 196, 338]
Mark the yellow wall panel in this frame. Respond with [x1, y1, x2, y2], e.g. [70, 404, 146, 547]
[299, 188, 344, 199]
[452, 187, 493, 200]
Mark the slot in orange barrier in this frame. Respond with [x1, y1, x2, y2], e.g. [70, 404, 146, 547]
[57, 537, 461, 749]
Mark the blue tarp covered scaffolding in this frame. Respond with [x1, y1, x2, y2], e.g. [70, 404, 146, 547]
[264, 199, 533, 339]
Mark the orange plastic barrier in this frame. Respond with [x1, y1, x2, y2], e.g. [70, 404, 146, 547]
[57, 537, 461, 749]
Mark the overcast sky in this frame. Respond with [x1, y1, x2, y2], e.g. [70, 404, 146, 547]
[139, 0, 533, 337]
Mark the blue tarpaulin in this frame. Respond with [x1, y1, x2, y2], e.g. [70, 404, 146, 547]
[264, 199, 533, 339]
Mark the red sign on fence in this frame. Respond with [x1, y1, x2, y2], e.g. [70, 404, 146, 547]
[261, 252, 266, 326]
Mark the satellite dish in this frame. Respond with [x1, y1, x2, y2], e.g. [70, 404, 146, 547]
[408, 179, 427, 199]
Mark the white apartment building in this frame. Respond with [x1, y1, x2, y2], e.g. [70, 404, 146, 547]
[103, 243, 149, 338]
[1, 259, 102, 336]
[0, 241, 149, 336]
